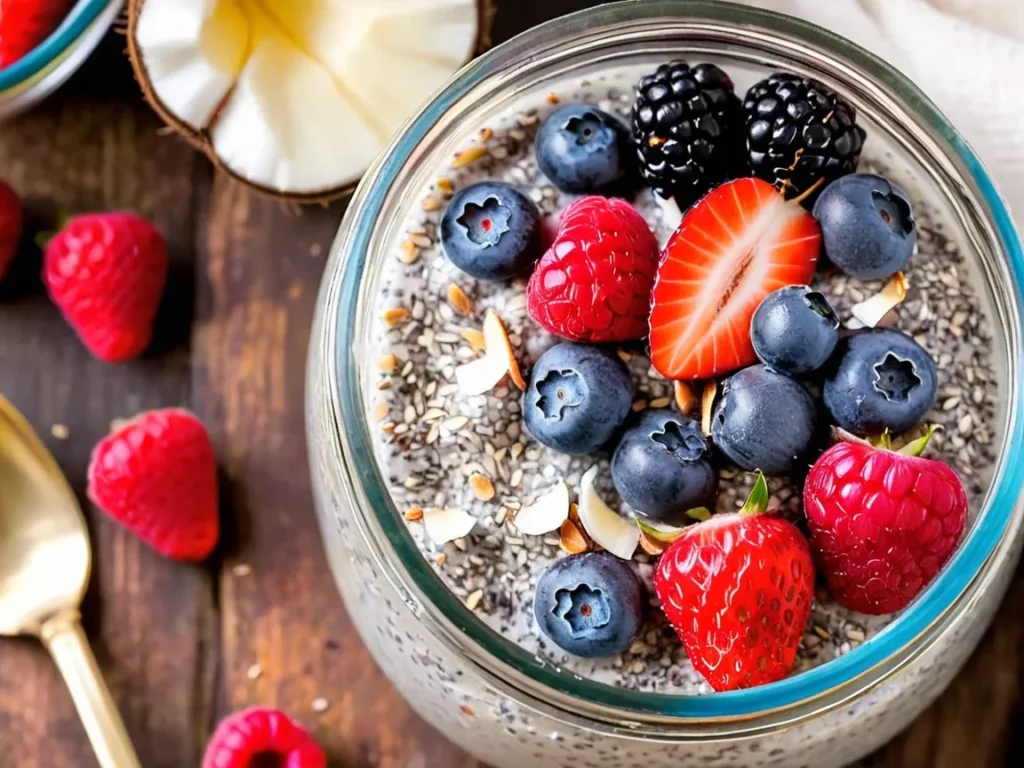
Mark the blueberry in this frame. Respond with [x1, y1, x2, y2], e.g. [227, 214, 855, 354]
[751, 285, 840, 375]
[711, 364, 818, 475]
[523, 343, 632, 454]
[611, 410, 717, 524]
[440, 181, 542, 281]
[535, 105, 632, 194]
[534, 552, 645, 658]
[823, 328, 938, 435]
[813, 174, 917, 280]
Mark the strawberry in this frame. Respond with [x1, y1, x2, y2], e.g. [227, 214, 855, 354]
[87, 408, 219, 562]
[649, 177, 820, 380]
[42, 212, 168, 363]
[202, 707, 326, 768]
[0, 179, 22, 281]
[527, 196, 659, 343]
[804, 427, 967, 615]
[0, 0, 71, 68]
[654, 474, 814, 691]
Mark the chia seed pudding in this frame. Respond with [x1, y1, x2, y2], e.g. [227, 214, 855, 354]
[364, 66, 999, 696]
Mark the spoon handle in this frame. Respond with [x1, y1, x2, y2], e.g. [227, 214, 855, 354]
[41, 610, 143, 768]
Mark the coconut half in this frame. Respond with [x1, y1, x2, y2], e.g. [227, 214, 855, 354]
[127, 0, 492, 201]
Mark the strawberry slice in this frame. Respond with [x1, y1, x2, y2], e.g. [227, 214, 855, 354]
[650, 177, 821, 380]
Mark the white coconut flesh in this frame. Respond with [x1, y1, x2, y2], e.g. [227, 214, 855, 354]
[132, 0, 482, 197]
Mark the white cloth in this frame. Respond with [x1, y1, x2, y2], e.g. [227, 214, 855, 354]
[736, 0, 1024, 223]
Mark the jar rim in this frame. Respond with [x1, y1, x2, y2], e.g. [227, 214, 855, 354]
[0, 0, 112, 93]
[321, 0, 1024, 724]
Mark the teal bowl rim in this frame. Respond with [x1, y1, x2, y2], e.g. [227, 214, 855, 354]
[332, 0, 1024, 718]
[0, 0, 112, 92]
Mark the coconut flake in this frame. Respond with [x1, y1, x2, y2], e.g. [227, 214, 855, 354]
[455, 354, 507, 396]
[483, 310, 526, 390]
[654, 195, 684, 239]
[455, 310, 526, 395]
[513, 481, 569, 536]
[847, 272, 909, 329]
[674, 381, 698, 414]
[423, 507, 476, 544]
[577, 466, 639, 560]
[701, 381, 717, 436]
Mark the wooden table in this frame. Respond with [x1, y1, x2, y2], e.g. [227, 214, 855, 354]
[0, 3, 1021, 766]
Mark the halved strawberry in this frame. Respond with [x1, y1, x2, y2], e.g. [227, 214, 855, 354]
[650, 177, 821, 380]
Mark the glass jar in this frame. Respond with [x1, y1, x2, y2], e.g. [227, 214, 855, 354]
[306, 2, 1024, 766]
[0, 0, 121, 121]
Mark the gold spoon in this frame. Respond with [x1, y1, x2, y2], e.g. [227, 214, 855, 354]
[0, 395, 141, 768]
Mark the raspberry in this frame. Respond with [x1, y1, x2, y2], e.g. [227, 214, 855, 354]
[202, 707, 326, 768]
[526, 196, 658, 342]
[42, 212, 168, 362]
[87, 408, 219, 562]
[804, 429, 967, 614]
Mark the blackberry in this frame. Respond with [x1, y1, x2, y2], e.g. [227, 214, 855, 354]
[631, 61, 742, 205]
[743, 73, 866, 202]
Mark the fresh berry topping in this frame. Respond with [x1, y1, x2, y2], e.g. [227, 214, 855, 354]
[0, 0, 71, 68]
[631, 60, 743, 205]
[522, 342, 633, 454]
[804, 428, 967, 614]
[743, 73, 866, 202]
[202, 706, 326, 768]
[440, 181, 542, 281]
[42, 212, 168, 363]
[536, 104, 632, 194]
[751, 285, 840, 375]
[655, 475, 815, 691]
[87, 408, 218, 562]
[823, 328, 938, 436]
[527, 196, 659, 343]
[711, 364, 818, 475]
[534, 551, 645, 658]
[649, 177, 820, 379]
[0, 179, 23, 281]
[610, 409, 717, 525]
[813, 173, 917, 279]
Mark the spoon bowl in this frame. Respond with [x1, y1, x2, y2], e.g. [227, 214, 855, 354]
[0, 395, 89, 636]
[0, 394, 141, 768]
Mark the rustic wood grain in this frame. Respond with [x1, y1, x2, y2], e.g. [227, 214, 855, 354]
[189, 172, 479, 768]
[1, 2, 1023, 767]
[0, 39, 214, 768]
